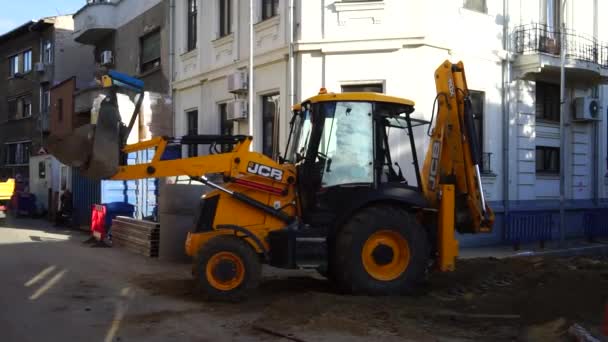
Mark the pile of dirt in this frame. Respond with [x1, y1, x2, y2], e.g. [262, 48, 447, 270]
[130, 255, 608, 341]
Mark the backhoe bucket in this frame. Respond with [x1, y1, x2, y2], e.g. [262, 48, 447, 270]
[48, 98, 124, 180]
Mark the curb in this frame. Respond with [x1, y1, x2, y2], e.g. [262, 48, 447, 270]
[504, 243, 608, 259]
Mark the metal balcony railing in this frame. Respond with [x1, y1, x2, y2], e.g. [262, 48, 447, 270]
[514, 23, 608, 68]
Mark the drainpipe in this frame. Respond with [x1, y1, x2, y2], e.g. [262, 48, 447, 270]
[593, 0, 599, 206]
[559, 0, 567, 246]
[593, 86, 600, 206]
[248, 0, 254, 146]
[169, 0, 176, 136]
[288, 0, 295, 109]
[235, 1, 240, 61]
[502, 0, 511, 222]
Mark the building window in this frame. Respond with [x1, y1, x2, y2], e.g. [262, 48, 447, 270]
[261, 0, 279, 20]
[187, 0, 198, 51]
[536, 146, 560, 174]
[43, 41, 53, 64]
[219, 103, 232, 153]
[536, 81, 560, 122]
[8, 95, 32, 120]
[341, 83, 384, 93]
[186, 110, 198, 157]
[219, 0, 232, 37]
[23, 96, 32, 118]
[23, 50, 32, 73]
[140, 30, 161, 73]
[468, 90, 490, 173]
[543, 0, 560, 31]
[9, 54, 19, 77]
[463, 0, 487, 13]
[262, 94, 280, 158]
[4, 141, 31, 166]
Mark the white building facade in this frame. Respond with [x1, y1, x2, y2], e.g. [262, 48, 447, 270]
[171, 0, 608, 247]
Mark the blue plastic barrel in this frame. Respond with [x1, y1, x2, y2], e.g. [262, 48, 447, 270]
[104, 202, 135, 228]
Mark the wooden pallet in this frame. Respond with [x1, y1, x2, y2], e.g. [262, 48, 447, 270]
[111, 217, 160, 258]
[111, 231, 159, 247]
[113, 238, 158, 257]
[111, 227, 159, 242]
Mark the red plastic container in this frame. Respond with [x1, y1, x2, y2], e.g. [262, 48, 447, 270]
[90, 202, 135, 241]
[90, 204, 107, 241]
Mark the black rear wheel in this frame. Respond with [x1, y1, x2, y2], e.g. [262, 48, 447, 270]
[332, 205, 429, 295]
[194, 235, 261, 302]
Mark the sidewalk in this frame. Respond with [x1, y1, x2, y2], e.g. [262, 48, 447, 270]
[460, 238, 608, 259]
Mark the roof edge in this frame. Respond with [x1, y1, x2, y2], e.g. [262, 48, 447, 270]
[0, 21, 36, 43]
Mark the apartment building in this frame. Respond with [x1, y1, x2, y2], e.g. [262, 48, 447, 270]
[0, 16, 93, 179]
[65, 0, 171, 223]
[171, 0, 608, 246]
[70, 0, 170, 119]
[172, 0, 290, 158]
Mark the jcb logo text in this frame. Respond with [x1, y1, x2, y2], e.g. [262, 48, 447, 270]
[247, 162, 283, 181]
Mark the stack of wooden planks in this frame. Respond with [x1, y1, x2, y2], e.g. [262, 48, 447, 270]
[111, 216, 159, 257]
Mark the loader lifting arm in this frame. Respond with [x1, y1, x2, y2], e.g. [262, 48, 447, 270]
[49, 70, 297, 225]
[421, 61, 495, 270]
[111, 134, 297, 224]
[57, 69, 295, 186]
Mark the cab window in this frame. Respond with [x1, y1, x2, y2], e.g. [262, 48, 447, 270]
[318, 102, 374, 187]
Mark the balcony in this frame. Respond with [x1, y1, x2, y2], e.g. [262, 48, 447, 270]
[73, 1, 119, 44]
[513, 24, 608, 84]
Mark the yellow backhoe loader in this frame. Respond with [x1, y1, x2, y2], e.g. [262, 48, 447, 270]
[49, 61, 494, 301]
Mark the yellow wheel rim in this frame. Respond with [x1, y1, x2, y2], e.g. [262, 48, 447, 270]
[206, 251, 245, 291]
[362, 230, 410, 281]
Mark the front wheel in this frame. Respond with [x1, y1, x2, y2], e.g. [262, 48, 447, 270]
[332, 205, 429, 295]
[194, 235, 261, 301]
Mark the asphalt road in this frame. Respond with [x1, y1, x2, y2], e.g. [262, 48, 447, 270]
[2, 217, 607, 342]
[0, 218, 242, 342]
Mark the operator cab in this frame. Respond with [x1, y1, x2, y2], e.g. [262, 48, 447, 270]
[285, 90, 430, 229]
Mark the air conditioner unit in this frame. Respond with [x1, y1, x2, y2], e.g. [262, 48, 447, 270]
[227, 71, 248, 94]
[34, 62, 45, 73]
[573, 97, 600, 121]
[227, 100, 248, 121]
[100, 50, 113, 66]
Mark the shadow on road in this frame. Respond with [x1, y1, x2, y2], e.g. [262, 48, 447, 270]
[1, 216, 89, 243]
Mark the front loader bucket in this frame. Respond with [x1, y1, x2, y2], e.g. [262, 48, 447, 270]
[48, 98, 124, 180]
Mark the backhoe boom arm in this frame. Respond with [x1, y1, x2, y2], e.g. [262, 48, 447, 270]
[421, 61, 495, 270]
[110, 136, 295, 190]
